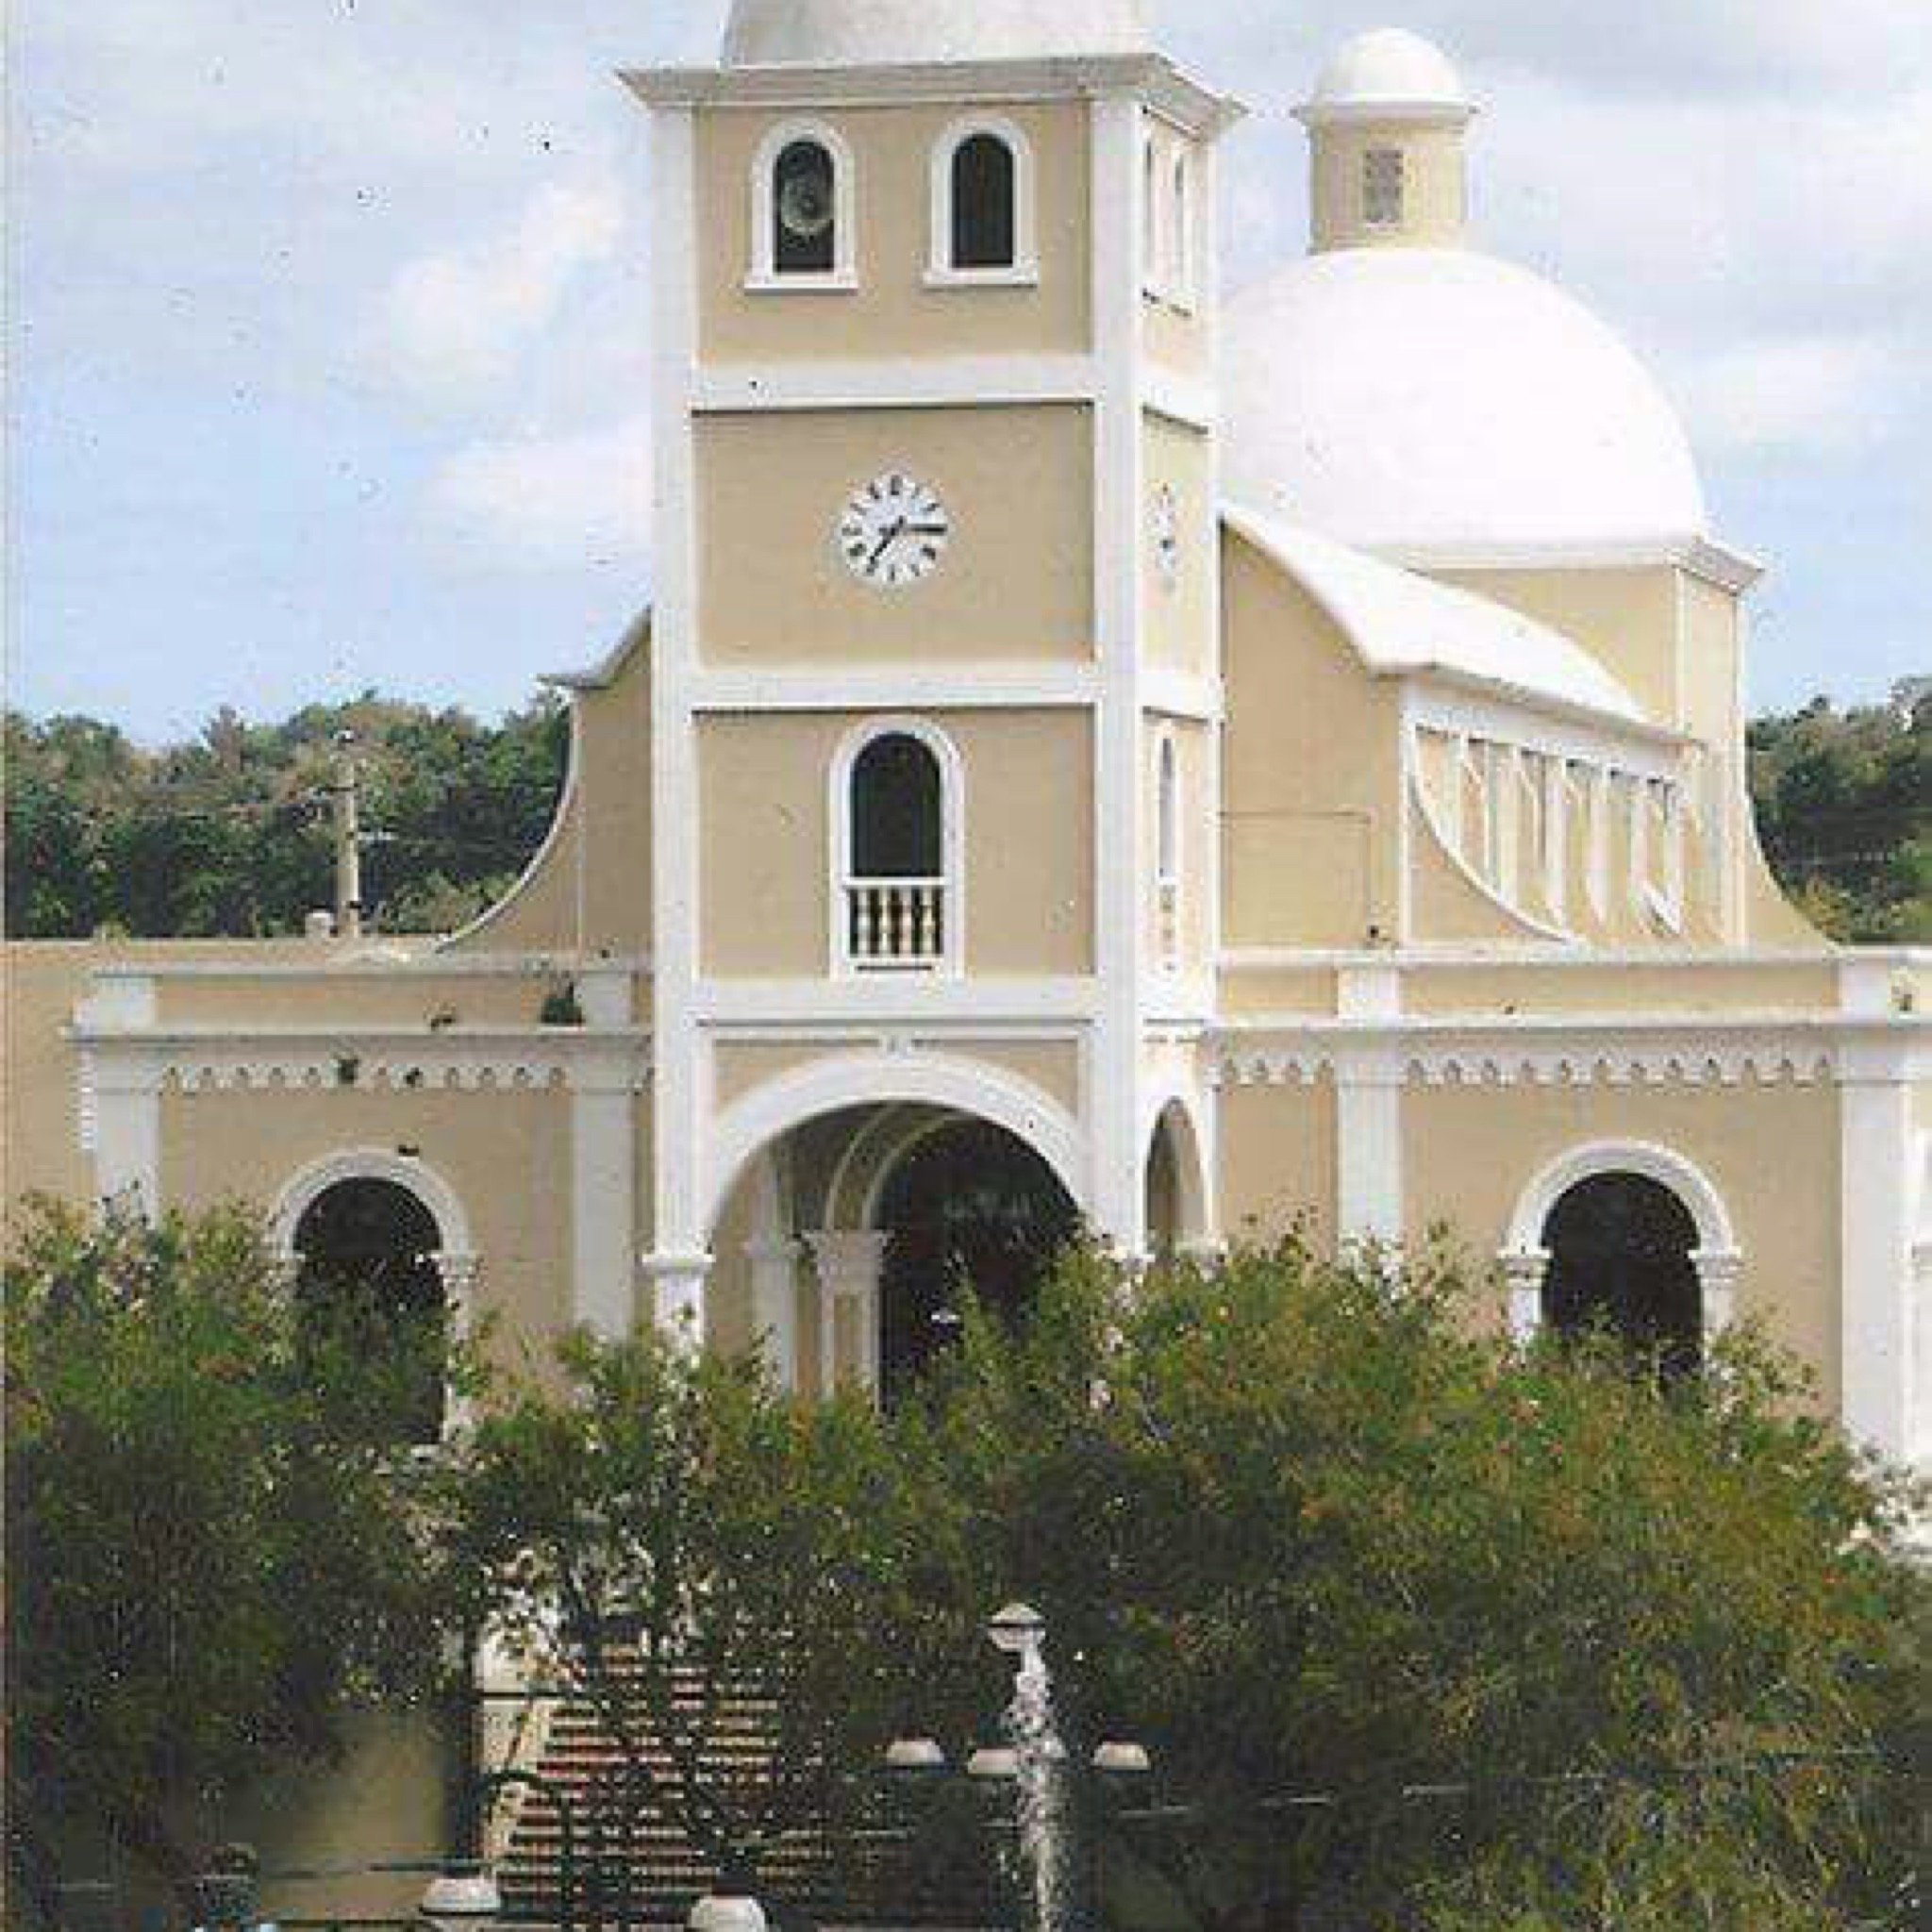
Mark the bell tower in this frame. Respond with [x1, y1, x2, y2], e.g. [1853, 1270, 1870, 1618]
[626, 2, 1241, 1335]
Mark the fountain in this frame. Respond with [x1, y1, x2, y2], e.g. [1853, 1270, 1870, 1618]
[991, 1604, 1072, 1932]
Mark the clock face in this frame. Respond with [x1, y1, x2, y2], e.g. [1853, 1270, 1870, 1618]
[839, 473, 951, 590]
[1152, 486, 1182, 590]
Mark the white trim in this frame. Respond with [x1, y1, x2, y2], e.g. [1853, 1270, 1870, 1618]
[271, 1148, 475, 1258]
[927, 112, 1039, 286]
[827, 718, 966, 978]
[1505, 1140, 1737, 1258]
[1840, 1060, 1916, 1460]
[625, 57, 1246, 142]
[693, 663, 1100, 713]
[703, 1051, 1089, 1238]
[693, 355, 1095, 412]
[1141, 368, 1217, 432]
[1407, 685, 1686, 784]
[748, 117, 858, 292]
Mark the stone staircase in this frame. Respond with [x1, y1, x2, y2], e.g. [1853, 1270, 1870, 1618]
[493, 1655, 1003, 1930]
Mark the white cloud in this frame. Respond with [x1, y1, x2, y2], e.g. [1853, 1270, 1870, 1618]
[374, 178, 628, 404]
[426, 412, 652, 571]
[1683, 335, 1915, 462]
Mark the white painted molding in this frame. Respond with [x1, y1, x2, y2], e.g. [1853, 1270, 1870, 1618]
[926, 112, 1039, 285]
[703, 1050, 1089, 1240]
[270, 1147, 476, 1258]
[747, 117, 858, 291]
[693, 356, 1095, 413]
[1840, 1066, 1916, 1461]
[1505, 1141, 1738, 1258]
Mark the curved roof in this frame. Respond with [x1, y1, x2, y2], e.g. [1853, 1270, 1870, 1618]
[1301, 27, 1472, 121]
[1225, 507, 1654, 729]
[722, 0, 1151, 66]
[1223, 248, 1708, 558]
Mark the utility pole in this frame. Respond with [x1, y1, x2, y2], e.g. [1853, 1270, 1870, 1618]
[332, 731, 365, 941]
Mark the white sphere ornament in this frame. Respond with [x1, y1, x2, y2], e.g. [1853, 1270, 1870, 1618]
[690, 1898, 769, 1932]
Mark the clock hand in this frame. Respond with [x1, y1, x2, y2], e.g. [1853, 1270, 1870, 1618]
[868, 518, 908, 569]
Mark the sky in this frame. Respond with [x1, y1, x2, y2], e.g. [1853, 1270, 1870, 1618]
[9, 0, 1930, 742]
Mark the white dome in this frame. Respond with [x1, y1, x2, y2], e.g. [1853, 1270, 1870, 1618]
[1223, 249, 1708, 556]
[722, 0, 1150, 67]
[1304, 27, 1471, 118]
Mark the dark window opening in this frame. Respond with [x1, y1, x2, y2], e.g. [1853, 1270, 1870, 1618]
[951, 134, 1018, 271]
[851, 735, 943, 879]
[294, 1178, 448, 1442]
[1542, 1173, 1703, 1380]
[774, 140, 838, 275]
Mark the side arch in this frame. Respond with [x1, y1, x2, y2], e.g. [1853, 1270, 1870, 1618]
[1505, 1140, 1737, 1261]
[271, 1148, 475, 1263]
[1141, 1089, 1214, 1252]
[703, 1052, 1087, 1242]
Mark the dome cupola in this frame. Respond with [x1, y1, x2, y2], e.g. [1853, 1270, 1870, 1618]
[722, 0, 1152, 67]
[1296, 28, 1474, 254]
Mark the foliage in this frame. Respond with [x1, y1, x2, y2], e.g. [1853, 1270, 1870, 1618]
[446, 1324, 919, 1893]
[1750, 691, 1929, 942]
[2, 695, 566, 940]
[3, 1200, 468, 1910]
[886, 1241, 1926, 1932]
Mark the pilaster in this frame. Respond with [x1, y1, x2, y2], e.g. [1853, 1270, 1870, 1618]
[808, 1230, 891, 1393]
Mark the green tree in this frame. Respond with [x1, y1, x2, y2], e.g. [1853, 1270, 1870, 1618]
[890, 1242, 1925, 1932]
[448, 1324, 917, 1898]
[3, 1201, 469, 1917]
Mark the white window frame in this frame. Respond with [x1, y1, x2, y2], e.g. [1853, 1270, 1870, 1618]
[1168, 148, 1196, 312]
[927, 113, 1038, 289]
[827, 718, 966, 978]
[748, 118, 858, 294]
[1141, 131, 1163, 300]
[1155, 729, 1182, 971]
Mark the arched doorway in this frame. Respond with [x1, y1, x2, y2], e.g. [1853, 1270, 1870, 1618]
[1541, 1173, 1703, 1378]
[293, 1178, 449, 1441]
[872, 1119, 1080, 1406]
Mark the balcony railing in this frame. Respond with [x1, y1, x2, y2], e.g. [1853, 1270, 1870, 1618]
[844, 878, 948, 971]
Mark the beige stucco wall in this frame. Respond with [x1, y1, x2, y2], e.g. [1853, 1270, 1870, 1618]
[698, 709, 1094, 977]
[1403, 1080, 1842, 1403]
[696, 404, 1095, 664]
[1403, 960, 1840, 1018]
[160, 1087, 575, 1363]
[695, 101, 1094, 365]
[1142, 411, 1216, 673]
[5, 944, 99, 1206]
[1309, 118, 1468, 254]
[1223, 531, 1402, 947]
[1218, 1079, 1338, 1250]
[153, 972, 563, 1029]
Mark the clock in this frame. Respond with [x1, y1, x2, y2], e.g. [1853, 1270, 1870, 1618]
[1152, 486, 1182, 591]
[839, 473, 951, 590]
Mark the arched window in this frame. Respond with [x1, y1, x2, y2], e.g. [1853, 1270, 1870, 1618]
[1156, 733, 1181, 967]
[1364, 146, 1407, 228]
[834, 724, 961, 974]
[1542, 1174, 1703, 1380]
[930, 118, 1035, 284]
[1170, 151, 1194, 306]
[294, 1178, 449, 1441]
[750, 121, 856, 288]
[1141, 137, 1162, 293]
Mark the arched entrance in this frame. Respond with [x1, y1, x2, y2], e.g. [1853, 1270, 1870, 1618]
[290, 1177, 450, 1441]
[873, 1117, 1080, 1406]
[1541, 1174, 1703, 1378]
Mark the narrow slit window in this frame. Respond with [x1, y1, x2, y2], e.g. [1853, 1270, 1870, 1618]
[951, 133, 1017, 271]
[1171, 152, 1193, 301]
[773, 139, 838, 275]
[1364, 147, 1407, 228]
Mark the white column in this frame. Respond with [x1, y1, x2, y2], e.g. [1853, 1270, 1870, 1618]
[807, 1231, 890, 1394]
[745, 1238, 803, 1390]
[1692, 1248, 1744, 1349]
[1499, 1248, 1550, 1343]
[641, 1254, 712, 1352]
[92, 1052, 162, 1217]
[1335, 968, 1405, 1256]
[435, 1252, 483, 1432]
[1839, 1038, 1916, 1463]
[572, 1058, 639, 1341]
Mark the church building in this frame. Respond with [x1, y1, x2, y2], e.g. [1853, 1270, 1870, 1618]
[10, 1, 1930, 1482]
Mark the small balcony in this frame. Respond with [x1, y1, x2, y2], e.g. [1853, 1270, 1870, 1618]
[843, 878, 948, 972]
